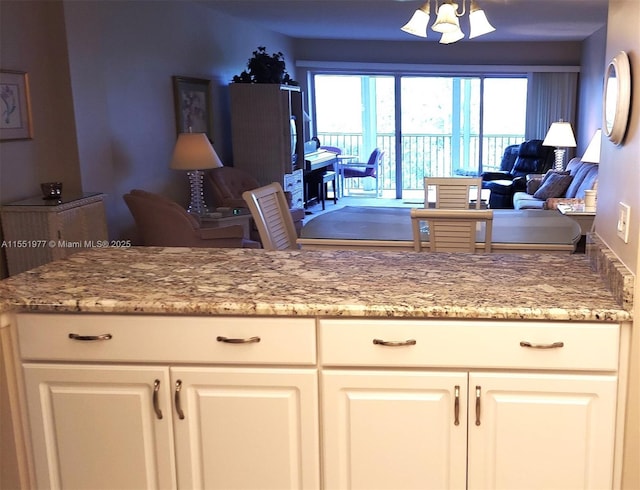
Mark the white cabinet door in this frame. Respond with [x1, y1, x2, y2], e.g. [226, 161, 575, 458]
[171, 366, 320, 490]
[322, 370, 468, 490]
[467, 372, 618, 490]
[22, 363, 176, 490]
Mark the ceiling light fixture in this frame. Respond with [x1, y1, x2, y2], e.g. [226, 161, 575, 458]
[401, 0, 495, 44]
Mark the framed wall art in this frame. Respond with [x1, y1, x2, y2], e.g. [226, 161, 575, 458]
[0, 70, 33, 141]
[172, 76, 212, 136]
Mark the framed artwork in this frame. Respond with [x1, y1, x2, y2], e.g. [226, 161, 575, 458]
[1, 70, 33, 141]
[172, 76, 212, 136]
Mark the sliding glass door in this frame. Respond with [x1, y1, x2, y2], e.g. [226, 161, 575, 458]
[313, 73, 526, 199]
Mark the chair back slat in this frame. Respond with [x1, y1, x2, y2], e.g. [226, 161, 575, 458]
[425, 177, 483, 209]
[242, 182, 299, 250]
[410, 208, 493, 253]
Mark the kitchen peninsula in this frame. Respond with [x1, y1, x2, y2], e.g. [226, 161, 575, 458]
[0, 247, 632, 490]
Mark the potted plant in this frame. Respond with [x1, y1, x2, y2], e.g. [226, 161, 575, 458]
[232, 46, 298, 85]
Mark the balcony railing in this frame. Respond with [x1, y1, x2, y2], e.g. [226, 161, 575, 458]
[318, 132, 523, 193]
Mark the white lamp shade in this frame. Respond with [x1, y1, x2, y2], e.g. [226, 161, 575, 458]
[401, 6, 431, 38]
[432, 3, 460, 33]
[543, 121, 577, 148]
[469, 9, 495, 38]
[170, 133, 223, 170]
[439, 27, 465, 44]
[582, 129, 602, 163]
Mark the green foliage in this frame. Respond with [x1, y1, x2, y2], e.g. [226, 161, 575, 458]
[232, 46, 298, 85]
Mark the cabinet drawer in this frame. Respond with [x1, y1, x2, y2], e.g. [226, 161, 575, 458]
[17, 314, 316, 365]
[319, 319, 619, 371]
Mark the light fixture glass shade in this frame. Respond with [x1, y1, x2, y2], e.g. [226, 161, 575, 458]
[439, 27, 465, 44]
[581, 129, 602, 163]
[542, 121, 577, 148]
[432, 2, 460, 33]
[469, 6, 495, 38]
[401, 2, 431, 37]
[170, 133, 223, 171]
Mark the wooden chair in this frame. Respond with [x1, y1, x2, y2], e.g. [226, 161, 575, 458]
[242, 182, 299, 250]
[410, 208, 494, 253]
[424, 177, 483, 209]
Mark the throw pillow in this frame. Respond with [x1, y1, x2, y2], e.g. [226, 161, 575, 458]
[533, 172, 573, 200]
[540, 169, 570, 185]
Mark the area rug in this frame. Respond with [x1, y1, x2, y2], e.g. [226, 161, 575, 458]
[300, 206, 581, 245]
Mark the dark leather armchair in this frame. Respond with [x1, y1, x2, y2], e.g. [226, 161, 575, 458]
[482, 140, 554, 208]
[207, 166, 305, 237]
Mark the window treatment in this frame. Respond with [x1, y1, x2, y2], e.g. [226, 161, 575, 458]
[525, 72, 578, 140]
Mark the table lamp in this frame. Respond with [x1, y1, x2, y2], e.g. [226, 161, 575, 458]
[170, 132, 222, 215]
[542, 120, 577, 171]
[581, 129, 602, 164]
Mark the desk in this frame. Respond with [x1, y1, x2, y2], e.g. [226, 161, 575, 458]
[298, 207, 581, 253]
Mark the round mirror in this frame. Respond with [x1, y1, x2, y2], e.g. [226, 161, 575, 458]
[603, 51, 631, 146]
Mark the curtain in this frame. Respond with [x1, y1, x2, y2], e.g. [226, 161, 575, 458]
[525, 72, 578, 140]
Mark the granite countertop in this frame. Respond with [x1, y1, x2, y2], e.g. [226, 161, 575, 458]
[0, 247, 631, 322]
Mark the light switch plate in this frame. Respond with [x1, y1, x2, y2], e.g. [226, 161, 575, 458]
[617, 202, 631, 243]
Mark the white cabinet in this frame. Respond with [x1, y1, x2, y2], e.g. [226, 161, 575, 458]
[1, 193, 108, 276]
[319, 319, 622, 490]
[17, 314, 320, 490]
[172, 367, 319, 490]
[22, 364, 176, 490]
[322, 370, 468, 490]
[467, 372, 618, 490]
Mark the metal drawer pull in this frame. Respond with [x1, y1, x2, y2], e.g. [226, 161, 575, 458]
[372, 338, 417, 347]
[153, 379, 163, 420]
[454, 385, 460, 426]
[216, 336, 261, 344]
[175, 380, 185, 420]
[519, 341, 564, 349]
[475, 386, 481, 426]
[68, 333, 112, 341]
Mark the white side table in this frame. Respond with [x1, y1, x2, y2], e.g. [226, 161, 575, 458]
[556, 203, 596, 235]
[1, 193, 108, 276]
[199, 209, 252, 239]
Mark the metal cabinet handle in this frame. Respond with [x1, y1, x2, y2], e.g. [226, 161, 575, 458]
[216, 336, 261, 344]
[68, 333, 112, 341]
[454, 385, 460, 426]
[372, 338, 417, 347]
[153, 379, 163, 420]
[520, 341, 564, 349]
[175, 380, 185, 420]
[475, 386, 481, 426]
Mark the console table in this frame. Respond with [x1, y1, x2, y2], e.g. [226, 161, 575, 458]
[0, 193, 107, 276]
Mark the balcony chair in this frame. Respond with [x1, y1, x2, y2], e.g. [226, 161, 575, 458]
[242, 182, 299, 251]
[424, 177, 483, 209]
[207, 165, 305, 236]
[339, 148, 384, 196]
[481, 140, 554, 209]
[410, 208, 494, 253]
[123, 189, 259, 248]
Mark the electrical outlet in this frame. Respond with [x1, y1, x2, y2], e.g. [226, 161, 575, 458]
[617, 202, 631, 243]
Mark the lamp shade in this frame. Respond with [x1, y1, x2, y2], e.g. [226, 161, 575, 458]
[469, 0, 495, 39]
[170, 133, 223, 170]
[401, 2, 431, 38]
[432, 2, 460, 33]
[581, 129, 602, 163]
[439, 27, 465, 44]
[543, 121, 577, 148]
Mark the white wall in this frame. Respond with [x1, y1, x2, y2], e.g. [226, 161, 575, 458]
[63, 1, 295, 242]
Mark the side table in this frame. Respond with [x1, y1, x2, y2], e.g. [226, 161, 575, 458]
[199, 209, 253, 239]
[0, 193, 108, 276]
[556, 203, 596, 235]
